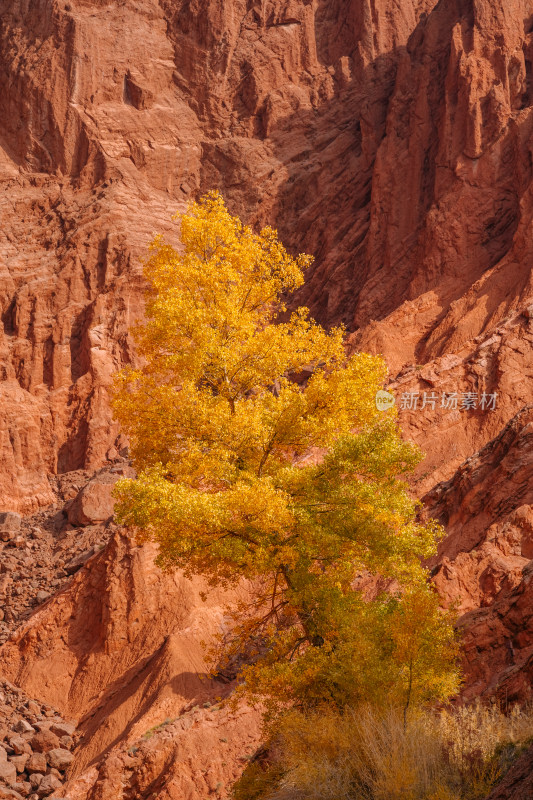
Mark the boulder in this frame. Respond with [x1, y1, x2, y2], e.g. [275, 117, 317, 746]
[0, 514, 21, 542]
[48, 723, 75, 740]
[66, 477, 116, 526]
[8, 738, 28, 756]
[28, 773, 43, 790]
[29, 732, 59, 754]
[36, 773, 61, 797]
[9, 755, 29, 773]
[63, 549, 95, 576]
[0, 787, 23, 799]
[13, 721, 33, 736]
[0, 759, 16, 783]
[58, 736, 72, 750]
[25, 754, 46, 774]
[46, 749, 72, 771]
[0, 513, 21, 531]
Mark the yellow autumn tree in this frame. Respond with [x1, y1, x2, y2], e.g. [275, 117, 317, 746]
[112, 191, 459, 717]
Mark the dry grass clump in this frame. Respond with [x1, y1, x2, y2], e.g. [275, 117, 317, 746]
[234, 702, 533, 800]
[438, 700, 533, 766]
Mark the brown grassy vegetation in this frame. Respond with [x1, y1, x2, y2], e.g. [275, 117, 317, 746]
[234, 702, 533, 800]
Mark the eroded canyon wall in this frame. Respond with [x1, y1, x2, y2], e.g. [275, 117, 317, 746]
[5, 0, 533, 509]
[2, 0, 533, 797]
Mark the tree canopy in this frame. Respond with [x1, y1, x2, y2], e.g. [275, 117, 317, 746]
[112, 191, 459, 717]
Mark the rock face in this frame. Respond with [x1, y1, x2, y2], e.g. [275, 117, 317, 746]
[0, 465, 126, 648]
[381, 307, 533, 495]
[2, 0, 533, 798]
[485, 742, 533, 800]
[63, 703, 261, 800]
[2, 0, 533, 511]
[0, 531, 262, 798]
[424, 406, 533, 704]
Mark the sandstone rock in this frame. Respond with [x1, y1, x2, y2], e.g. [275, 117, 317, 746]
[13, 721, 33, 736]
[46, 750, 72, 772]
[0, 515, 21, 543]
[25, 754, 47, 775]
[486, 742, 533, 799]
[8, 738, 29, 756]
[0, 533, 262, 791]
[36, 774, 61, 797]
[58, 737, 73, 750]
[66, 478, 116, 527]
[34, 593, 50, 606]
[28, 775, 43, 791]
[425, 407, 533, 703]
[0, 759, 16, 783]
[63, 550, 95, 577]
[9, 755, 29, 773]
[0, 514, 21, 535]
[29, 733, 59, 755]
[0, 788, 24, 800]
[0, 1, 533, 799]
[48, 725, 74, 740]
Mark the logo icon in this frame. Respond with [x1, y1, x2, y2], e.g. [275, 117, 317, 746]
[375, 390, 395, 411]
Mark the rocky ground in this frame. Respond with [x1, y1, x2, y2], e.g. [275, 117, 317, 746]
[0, 680, 76, 800]
[0, 463, 263, 800]
[0, 461, 133, 798]
[0, 462, 133, 647]
[424, 405, 533, 705]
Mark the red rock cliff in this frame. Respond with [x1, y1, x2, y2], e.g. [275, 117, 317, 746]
[7, 0, 533, 508]
[1, 0, 533, 797]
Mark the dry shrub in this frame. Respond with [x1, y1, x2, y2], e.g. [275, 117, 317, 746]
[234, 702, 533, 800]
[438, 700, 533, 765]
[264, 707, 449, 800]
[437, 700, 533, 799]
